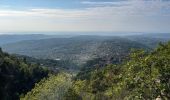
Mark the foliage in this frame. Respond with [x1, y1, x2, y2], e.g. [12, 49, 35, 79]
[6, 41, 170, 100]
[0, 48, 50, 100]
[122, 42, 170, 99]
[21, 73, 72, 100]
[66, 42, 170, 100]
[1, 35, 170, 100]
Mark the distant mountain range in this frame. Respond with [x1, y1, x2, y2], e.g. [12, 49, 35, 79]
[0, 34, 73, 45]
[1, 33, 170, 66]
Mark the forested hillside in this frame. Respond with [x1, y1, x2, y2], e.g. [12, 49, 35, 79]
[21, 42, 170, 100]
[21, 73, 72, 100]
[0, 34, 170, 100]
[66, 42, 170, 100]
[0, 0, 170, 99]
[2, 36, 149, 66]
[0, 48, 50, 100]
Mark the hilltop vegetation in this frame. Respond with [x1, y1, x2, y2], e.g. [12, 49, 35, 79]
[21, 73, 72, 100]
[20, 42, 170, 100]
[0, 34, 170, 100]
[65, 42, 170, 100]
[0, 48, 50, 100]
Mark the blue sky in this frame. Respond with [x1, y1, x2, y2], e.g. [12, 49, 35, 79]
[0, 0, 170, 33]
[0, 0, 118, 9]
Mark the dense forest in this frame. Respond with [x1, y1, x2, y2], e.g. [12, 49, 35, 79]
[0, 0, 169, 99]
[20, 42, 170, 100]
[0, 35, 170, 100]
[0, 48, 50, 100]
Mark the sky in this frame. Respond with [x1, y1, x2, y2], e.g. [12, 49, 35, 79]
[0, 0, 170, 34]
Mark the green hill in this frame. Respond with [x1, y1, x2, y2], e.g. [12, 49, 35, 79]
[21, 42, 170, 100]
[0, 48, 50, 100]
[67, 42, 170, 100]
[21, 73, 72, 100]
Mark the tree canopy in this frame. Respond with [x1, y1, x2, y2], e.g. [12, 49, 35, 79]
[65, 42, 170, 100]
[0, 48, 50, 100]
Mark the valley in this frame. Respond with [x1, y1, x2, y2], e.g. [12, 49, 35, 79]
[0, 33, 170, 100]
[0, 0, 170, 99]
[1, 34, 169, 70]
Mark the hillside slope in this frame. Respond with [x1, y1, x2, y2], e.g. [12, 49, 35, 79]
[21, 41, 170, 100]
[0, 48, 50, 100]
[2, 36, 149, 65]
[21, 73, 72, 100]
[65, 41, 170, 100]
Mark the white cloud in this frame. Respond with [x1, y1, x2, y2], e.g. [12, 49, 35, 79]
[81, 1, 130, 6]
[0, 0, 169, 17]
[0, 0, 169, 32]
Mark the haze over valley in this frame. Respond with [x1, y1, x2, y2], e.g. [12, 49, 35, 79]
[0, 0, 170, 100]
[0, 33, 167, 65]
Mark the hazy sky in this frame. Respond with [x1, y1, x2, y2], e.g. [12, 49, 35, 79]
[0, 0, 170, 33]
